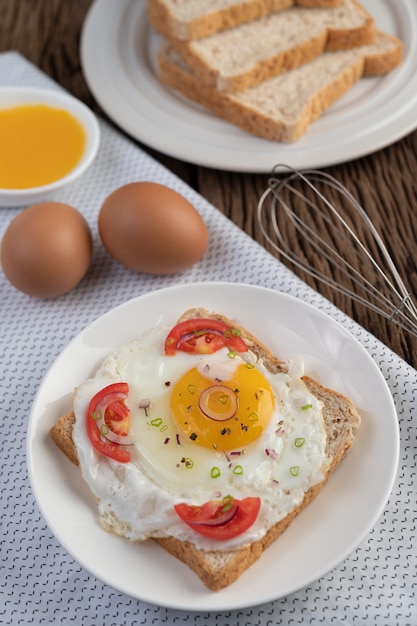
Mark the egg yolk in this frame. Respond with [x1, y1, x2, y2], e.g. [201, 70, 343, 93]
[0, 104, 86, 189]
[170, 364, 275, 450]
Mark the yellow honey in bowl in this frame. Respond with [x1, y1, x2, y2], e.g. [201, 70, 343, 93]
[0, 103, 86, 189]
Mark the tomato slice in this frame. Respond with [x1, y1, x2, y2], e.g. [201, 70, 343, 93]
[165, 319, 248, 356]
[86, 382, 131, 463]
[174, 496, 261, 540]
[105, 399, 130, 436]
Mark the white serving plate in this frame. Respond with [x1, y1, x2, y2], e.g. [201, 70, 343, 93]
[27, 283, 399, 611]
[80, 0, 417, 172]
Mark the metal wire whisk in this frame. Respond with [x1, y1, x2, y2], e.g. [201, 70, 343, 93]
[257, 165, 417, 338]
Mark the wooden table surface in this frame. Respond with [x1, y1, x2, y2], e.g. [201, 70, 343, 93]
[1, 0, 417, 367]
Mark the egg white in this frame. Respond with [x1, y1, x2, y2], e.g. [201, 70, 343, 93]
[72, 324, 329, 550]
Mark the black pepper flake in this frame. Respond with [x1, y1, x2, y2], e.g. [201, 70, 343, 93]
[220, 427, 231, 435]
[165, 381, 171, 387]
[190, 433, 197, 441]
[241, 423, 248, 431]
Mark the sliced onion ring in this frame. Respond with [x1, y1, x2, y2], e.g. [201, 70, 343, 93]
[177, 328, 225, 349]
[92, 391, 132, 446]
[190, 503, 239, 527]
[198, 384, 238, 421]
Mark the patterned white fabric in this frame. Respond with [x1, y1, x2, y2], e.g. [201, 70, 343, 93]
[0, 53, 415, 625]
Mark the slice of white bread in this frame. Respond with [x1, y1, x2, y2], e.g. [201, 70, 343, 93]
[50, 308, 361, 591]
[155, 0, 376, 93]
[157, 30, 403, 142]
[147, 0, 342, 42]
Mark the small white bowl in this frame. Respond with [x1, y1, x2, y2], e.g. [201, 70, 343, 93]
[0, 87, 100, 208]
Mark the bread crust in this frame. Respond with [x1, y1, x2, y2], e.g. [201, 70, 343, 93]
[50, 411, 78, 466]
[147, 0, 342, 42]
[50, 308, 361, 591]
[157, 31, 403, 142]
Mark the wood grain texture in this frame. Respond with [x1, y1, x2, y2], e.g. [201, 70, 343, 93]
[1, 0, 416, 365]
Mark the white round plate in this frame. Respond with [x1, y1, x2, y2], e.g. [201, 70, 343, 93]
[80, 0, 417, 173]
[27, 283, 399, 611]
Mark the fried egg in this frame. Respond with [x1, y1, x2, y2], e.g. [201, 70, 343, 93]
[72, 323, 329, 550]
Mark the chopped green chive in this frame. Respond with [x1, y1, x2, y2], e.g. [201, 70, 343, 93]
[100, 424, 109, 436]
[210, 467, 221, 479]
[290, 466, 300, 477]
[150, 418, 163, 428]
[221, 495, 234, 512]
[301, 403, 313, 411]
[294, 437, 306, 448]
[232, 465, 243, 475]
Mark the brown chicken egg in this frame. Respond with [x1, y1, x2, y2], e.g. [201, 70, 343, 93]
[0, 201, 92, 298]
[98, 182, 208, 274]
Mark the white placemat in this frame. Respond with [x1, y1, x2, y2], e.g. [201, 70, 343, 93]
[0, 52, 416, 625]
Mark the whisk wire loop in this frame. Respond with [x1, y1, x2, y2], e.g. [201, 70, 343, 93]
[268, 177, 403, 312]
[257, 165, 417, 338]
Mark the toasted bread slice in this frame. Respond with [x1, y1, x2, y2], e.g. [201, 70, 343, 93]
[156, 0, 376, 93]
[50, 308, 360, 591]
[147, 0, 342, 42]
[157, 30, 403, 142]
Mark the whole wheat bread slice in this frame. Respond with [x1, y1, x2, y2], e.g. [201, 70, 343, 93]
[50, 308, 361, 591]
[147, 0, 342, 42]
[157, 30, 403, 142]
[155, 0, 376, 93]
